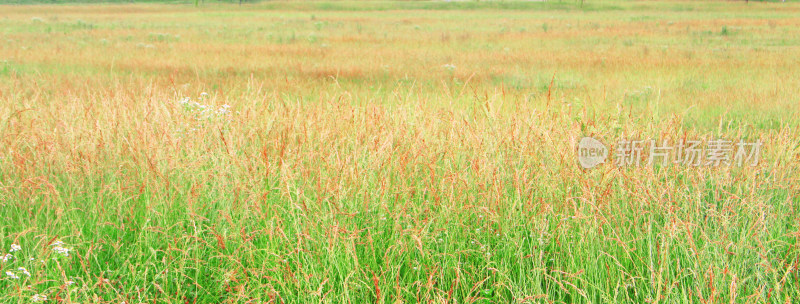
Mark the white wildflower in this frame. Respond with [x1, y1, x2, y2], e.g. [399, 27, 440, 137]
[53, 246, 70, 257]
[51, 241, 70, 257]
[216, 104, 231, 116]
[32, 294, 47, 302]
[9, 244, 21, 252]
[1, 253, 13, 262]
[177, 97, 232, 121]
[6, 271, 19, 280]
[18, 267, 30, 277]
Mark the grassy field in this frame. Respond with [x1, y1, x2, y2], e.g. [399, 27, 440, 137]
[1, 1, 800, 303]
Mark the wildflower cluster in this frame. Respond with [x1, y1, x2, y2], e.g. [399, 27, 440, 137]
[177, 93, 232, 121]
[31, 294, 47, 302]
[5, 271, 19, 280]
[51, 241, 71, 257]
[18, 267, 30, 277]
[2, 244, 27, 281]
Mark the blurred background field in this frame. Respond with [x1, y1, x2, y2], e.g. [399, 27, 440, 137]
[0, 1, 799, 303]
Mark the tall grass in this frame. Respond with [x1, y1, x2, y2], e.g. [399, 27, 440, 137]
[0, 1, 799, 303]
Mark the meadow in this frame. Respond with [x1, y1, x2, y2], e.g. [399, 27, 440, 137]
[1, 0, 799, 303]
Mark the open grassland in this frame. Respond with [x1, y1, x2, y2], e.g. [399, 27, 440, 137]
[1, 1, 800, 303]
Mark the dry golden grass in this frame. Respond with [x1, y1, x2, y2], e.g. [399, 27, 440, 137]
[0, 1, 799, 303]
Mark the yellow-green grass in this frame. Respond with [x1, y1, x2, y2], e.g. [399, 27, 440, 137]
[0, 1, 799, 303]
